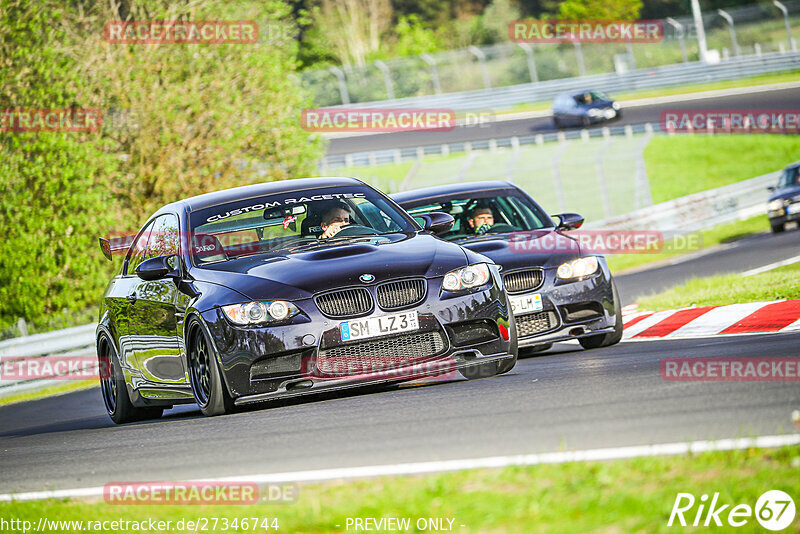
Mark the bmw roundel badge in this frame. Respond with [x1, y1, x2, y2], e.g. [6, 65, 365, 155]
[359, 273, 376, 283]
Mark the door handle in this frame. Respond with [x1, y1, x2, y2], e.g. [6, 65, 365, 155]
[126, 292, 137, 304]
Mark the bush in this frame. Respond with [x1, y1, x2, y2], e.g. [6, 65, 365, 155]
[0, 0, 324, 333]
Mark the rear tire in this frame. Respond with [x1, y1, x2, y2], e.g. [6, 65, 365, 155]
[98, 336, 163, 424]
[578, 280, 623, 350]
[188, 321, 235, 416]
[771, 222, 785, 233]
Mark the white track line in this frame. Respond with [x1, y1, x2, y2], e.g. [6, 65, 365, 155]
[741, 255, 800, 276]
[1, 434, 797, 502]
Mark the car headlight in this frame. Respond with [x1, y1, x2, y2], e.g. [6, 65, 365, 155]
[442, 263, 491, 292]
[768, 199, 784, 211]
[556, 256, 599, 280]
[587, 108, 602, 117]
[221, 301, 299, 325]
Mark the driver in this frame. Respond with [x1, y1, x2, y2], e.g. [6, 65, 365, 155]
[319, 201, 352, 238]
[466, 206, 494, 235]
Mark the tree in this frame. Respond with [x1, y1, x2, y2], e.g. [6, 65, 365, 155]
[312, 0, 393, 66]
[556, 0, 643, 20]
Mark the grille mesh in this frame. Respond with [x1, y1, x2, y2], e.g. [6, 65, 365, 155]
[504, 269, 545, 293]
[317, 331, 446, 376]
[315, 288, 373, 318]
[516, 311, 558, 337]
[377, 279, 426, 310]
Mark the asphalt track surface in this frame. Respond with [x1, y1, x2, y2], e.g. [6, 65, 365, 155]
[325, 85, 800, 155]
[616, 226, 800, 305]
[1, 329, 799, 493]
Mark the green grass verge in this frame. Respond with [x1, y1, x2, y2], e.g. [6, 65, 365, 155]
[0, 381, 98, 407]
[2, 445, 798, 532]
[645, 135, 800, 204]
[638, 263, 800, 310]
[606, 214, 770, 274]
[503, 71, 800, 114]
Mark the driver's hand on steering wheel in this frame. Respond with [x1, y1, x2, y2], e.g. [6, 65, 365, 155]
[321, 221, 348, 239]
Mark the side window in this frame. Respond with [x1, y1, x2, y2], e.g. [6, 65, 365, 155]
[148, 214, 180, 264]
[124, 219, 156, 275]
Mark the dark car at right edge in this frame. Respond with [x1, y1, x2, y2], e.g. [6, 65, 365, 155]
[767, 160, 800, 233]
[393, 181, 623, 354]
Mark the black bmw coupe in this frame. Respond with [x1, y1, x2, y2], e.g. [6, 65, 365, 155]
[393, 181, 623, 355]
[96, 177, 517, 423]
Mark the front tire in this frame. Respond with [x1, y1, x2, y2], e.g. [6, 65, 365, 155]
[460, 302, 518, 379]
[578, 280, 623, 350]
[771, 222, 785, 233]
[98, 336, 163, 424]
[188, 321, 235, 416]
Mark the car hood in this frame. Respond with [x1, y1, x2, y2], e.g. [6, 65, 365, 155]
[770, 184, 800, 202]
[190, 233, 471, 301]
[456, 230, 581, 271]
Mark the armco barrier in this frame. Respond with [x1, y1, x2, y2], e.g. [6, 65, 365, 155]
[320, 52, 800, 113]
[0, 324, 97, 397]
[585, 170, 781, 236]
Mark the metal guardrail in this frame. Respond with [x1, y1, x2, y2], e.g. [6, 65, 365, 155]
[324, 122, 659, 171]
[320, 52, 800, 113]
[585, 170, 780, 236]
[0, 323, 97, 397]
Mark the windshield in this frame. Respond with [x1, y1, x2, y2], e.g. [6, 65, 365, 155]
[778, 166, 800, 189]
[403, 190, 552, 242]
[188, 186, 416, 265]
[574, 91, 609, 105]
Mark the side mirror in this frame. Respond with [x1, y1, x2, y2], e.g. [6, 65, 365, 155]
[767, 186, 776, 192]
[415, 212, 455, 235]
[552, 212, 585, 231]
[135, 255, 179, 281]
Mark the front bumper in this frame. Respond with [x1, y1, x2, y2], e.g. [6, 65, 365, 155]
[199, 273, 515, 402]
[508, 262, 618, 348]
[768, 203, 800, 226]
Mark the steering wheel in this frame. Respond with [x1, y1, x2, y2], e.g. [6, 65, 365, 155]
[333, 224, 379, 237]
[487, 224, 520, 234]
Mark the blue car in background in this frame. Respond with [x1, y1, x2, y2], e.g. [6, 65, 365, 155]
[767, 160, 800, 233]
[552, 89, 621, 129]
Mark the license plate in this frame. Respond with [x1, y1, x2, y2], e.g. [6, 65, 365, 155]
[340, 311, 419, 342]
[787, 203, 800, 214]
[509, 294, 543, 315]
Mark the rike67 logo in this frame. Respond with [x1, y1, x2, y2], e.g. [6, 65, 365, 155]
[669, 490, 795, 530]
